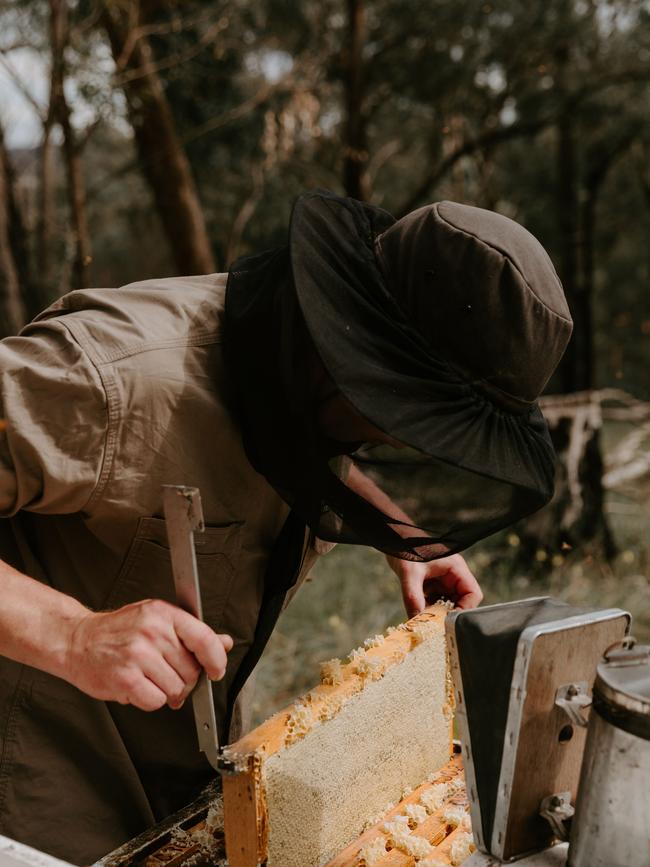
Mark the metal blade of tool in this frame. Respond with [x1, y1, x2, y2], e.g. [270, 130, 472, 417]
[163, 485, 220, 769]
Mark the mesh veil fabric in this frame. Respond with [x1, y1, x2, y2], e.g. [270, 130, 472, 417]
[223, 190, 569, 561]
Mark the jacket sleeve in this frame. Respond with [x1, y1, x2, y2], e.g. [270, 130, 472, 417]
[0, 320, 107, 517]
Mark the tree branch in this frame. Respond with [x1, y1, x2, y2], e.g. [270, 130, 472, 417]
[112, 17, 229, 86]
[396, 117, 550, 216]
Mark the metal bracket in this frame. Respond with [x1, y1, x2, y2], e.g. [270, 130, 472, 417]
[539, 792, 574, 842]
[555, 682, 591, 727]
[216, 754, 240, 775]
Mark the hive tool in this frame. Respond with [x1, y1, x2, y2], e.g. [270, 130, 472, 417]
[163, 484, 220, 770]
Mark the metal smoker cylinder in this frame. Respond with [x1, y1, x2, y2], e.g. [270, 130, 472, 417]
[569, 639, 650, 867]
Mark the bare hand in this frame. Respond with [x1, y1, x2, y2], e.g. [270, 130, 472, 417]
[65, 599, 234, 712]
[386, 553, 483, 617]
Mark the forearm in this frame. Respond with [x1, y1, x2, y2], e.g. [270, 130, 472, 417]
[347, 465, 482, 611]
[0, 557, 89, 680]
[347, 464, 417, 532]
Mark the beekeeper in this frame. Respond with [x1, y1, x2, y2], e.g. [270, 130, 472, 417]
[0, 189, 572, 862]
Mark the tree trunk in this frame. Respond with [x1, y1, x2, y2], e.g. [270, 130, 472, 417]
[579, 184, 596, 389]
[556, 113, 582, 392]
[563, 132, 643, 561]
[49, 0, 92, 291]
[59, 118, 92, 291]
[36, 119, 55, 303]
[225, 165, 265, 265]
[529, 115, 635, 561]
[0, 127, 27, 336]
[2, 121, 35, 317]
[342, 0, 370, 201]
[102, 2, 216, 275]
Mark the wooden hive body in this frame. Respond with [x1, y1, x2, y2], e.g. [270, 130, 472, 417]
[221, 604, 458, 867]
[327, 752, 475, 866]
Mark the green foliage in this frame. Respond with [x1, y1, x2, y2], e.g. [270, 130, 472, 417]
[144, 0, 650, 395]
[6, 0, 647, 389]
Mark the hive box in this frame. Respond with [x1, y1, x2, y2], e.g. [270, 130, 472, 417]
[220, 604, 455, 867]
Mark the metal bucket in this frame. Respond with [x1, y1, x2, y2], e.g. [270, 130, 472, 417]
[568, 638, 650, 867]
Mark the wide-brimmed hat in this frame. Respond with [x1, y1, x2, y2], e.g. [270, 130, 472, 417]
[225, 189, 573, 560]
[291, 190, 571, 475]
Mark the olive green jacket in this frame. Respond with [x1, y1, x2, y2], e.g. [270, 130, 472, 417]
[0, 273, 324, 863]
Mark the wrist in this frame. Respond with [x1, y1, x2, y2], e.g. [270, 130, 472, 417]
[0, 558, 94, 682]
[41, 597, 93, 683]
[385, 553, 408, 580]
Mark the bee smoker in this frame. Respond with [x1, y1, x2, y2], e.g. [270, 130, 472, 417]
[568, 638, 650, 867]
[447, 597, 630, 863]
[447, 597, 644, 867]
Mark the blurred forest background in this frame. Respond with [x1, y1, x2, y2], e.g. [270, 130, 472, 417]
[0, 0, 648, 719]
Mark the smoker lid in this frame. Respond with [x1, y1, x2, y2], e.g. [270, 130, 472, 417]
[594, 639, 650, 741]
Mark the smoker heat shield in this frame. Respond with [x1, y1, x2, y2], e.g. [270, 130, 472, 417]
[446, 597, 630, 861]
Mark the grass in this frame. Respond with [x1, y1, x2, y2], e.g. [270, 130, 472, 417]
[250, 544, 405, 725]
[251, 422, 650, 726]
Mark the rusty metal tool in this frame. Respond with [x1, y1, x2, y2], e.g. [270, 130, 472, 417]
[163, 484, 220, 769]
